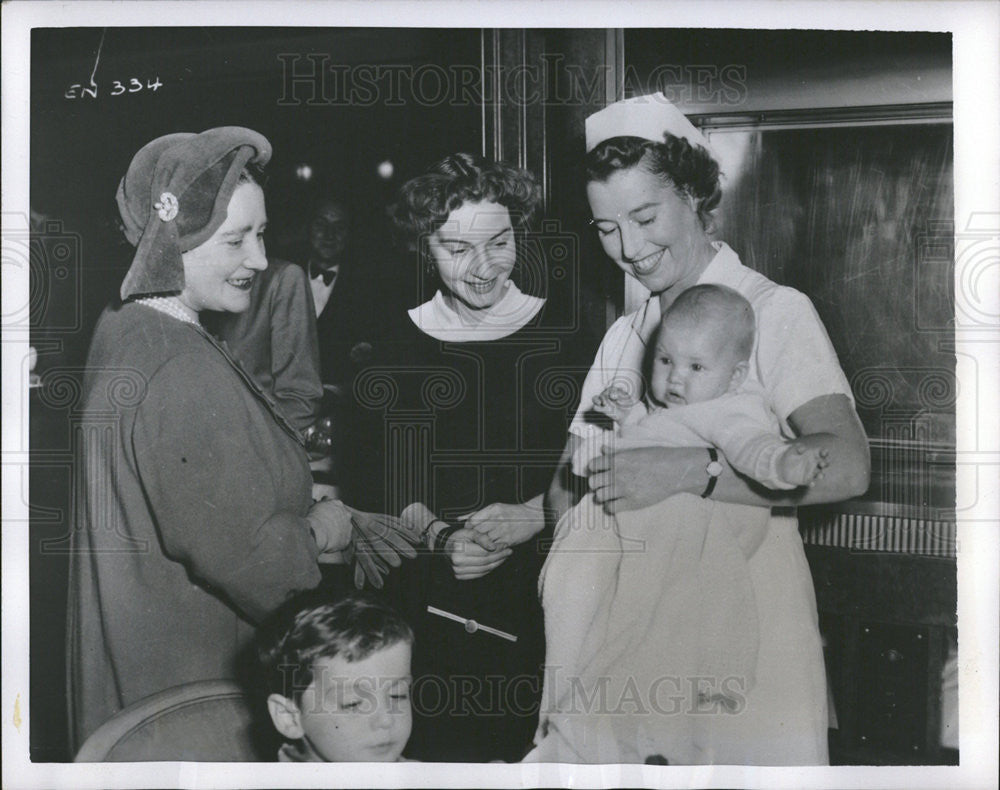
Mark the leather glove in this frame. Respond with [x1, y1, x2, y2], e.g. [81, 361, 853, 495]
[345, 506, 421, 589]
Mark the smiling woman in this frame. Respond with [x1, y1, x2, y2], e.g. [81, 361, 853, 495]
[67, 127, 384, 754]
[177, 173, 269, 314]
[585, 134, 721, 307]
[333, 152, 599, 761]
[426, 200, 517, 313]
[531, 94, 871, 766]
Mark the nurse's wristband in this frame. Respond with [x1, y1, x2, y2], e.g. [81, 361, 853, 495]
[701, 447, 724, 499]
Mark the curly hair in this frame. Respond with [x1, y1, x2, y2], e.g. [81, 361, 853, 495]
[391, 152, 542, 241]
[585, 134, 722, 230]
[258, 591, 413, 704]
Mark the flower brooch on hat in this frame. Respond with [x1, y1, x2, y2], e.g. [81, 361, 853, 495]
[154, 192, 179, 222]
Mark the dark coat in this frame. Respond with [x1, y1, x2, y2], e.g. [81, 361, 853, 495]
[67, 302, 321, 750]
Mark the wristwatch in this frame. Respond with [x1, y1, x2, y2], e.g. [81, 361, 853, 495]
[702, 448, 723, 499]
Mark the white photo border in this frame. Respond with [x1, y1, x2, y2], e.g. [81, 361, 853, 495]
[3, 2, 997, 788]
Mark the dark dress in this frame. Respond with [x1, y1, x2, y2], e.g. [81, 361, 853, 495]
[336, 293, 597, 762]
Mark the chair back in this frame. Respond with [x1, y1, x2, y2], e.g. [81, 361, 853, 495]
[75, 680, 275, 762]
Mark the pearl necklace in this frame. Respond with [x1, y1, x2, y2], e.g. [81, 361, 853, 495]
[135, 296, 199, 325]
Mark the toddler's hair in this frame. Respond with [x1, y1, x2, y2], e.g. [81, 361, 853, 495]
[258, 591, 413, 704]
[664, 284, 756, 361]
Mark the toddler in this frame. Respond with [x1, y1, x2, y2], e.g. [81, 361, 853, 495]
[259, 592, 414, 762]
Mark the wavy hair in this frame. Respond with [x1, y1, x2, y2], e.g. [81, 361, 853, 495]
[585, 134, 722, 230]
[258, 591, 413, 704]
[391, 152, 542, 241]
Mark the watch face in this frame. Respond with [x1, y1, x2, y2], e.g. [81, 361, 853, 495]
[706, 461, 724, 477]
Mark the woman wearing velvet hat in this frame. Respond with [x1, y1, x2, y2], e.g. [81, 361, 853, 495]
[524, 95, 871, 765]
[66, 128, 417, 753]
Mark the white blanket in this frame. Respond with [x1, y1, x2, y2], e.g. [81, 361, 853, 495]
[530, 489, 768, 764]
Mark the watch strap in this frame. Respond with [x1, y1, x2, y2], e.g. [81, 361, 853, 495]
[433, 523, 463, 553]
[701, 447, 720, 499]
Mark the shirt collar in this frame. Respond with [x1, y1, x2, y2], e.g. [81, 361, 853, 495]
[698, 241, 742, 283]
[408, 282, 545, 342]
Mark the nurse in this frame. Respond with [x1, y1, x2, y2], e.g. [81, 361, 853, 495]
[532, 94, 870, 764]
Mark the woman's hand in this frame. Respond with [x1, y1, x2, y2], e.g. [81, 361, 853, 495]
[443, 527, 513, 581]
[306, 498, 354, 554]
[587, 395, 870, 514]
[462, 500, 545, 547]
[586, 445, 707, 514]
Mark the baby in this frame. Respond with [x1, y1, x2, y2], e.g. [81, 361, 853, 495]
[532, 285, 832, 763]
[259, 592, 414, 763]
[587, 283, 829, 492]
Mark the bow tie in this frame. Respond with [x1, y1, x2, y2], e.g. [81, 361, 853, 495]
[311, 266, 338, 287]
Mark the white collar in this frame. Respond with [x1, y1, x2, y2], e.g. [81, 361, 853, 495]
[408, 282, 545, 342]
[698, 240, 742, 283]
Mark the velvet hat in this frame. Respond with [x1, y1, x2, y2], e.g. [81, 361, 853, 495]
[116, 126, 272, 300]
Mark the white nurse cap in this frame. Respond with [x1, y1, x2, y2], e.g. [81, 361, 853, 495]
[584, 92, 714, 156]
